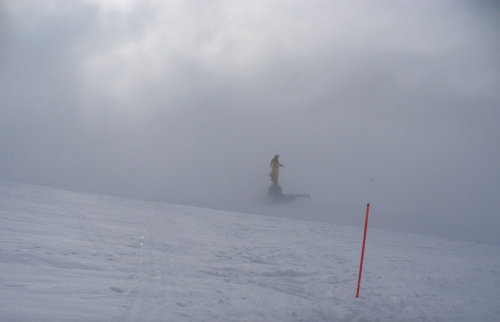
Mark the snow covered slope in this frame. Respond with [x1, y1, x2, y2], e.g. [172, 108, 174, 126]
[1, 182, 499, 322]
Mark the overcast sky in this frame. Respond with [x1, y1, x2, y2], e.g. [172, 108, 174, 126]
[1, 0, 499, 244]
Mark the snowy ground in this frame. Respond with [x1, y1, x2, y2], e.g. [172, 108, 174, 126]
[1, 182, 499, 322]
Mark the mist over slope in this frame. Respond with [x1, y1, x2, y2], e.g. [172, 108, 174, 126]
[1, 182, 499, 322]
[1, 0, 499, 248]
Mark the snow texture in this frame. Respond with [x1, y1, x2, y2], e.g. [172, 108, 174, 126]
[1, 182, 499, 322]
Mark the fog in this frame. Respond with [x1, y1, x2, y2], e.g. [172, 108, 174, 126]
[1, 0, 499, 244]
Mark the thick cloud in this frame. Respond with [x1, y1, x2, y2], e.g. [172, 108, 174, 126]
[1, 0, 499, 244]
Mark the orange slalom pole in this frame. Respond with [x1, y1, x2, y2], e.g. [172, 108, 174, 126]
[356, 203, 370, 298]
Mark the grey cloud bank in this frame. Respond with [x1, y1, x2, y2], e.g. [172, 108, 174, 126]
[1, 0, 499, 244]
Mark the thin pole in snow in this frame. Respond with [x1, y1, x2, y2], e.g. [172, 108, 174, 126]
[356, 203, 370, 298]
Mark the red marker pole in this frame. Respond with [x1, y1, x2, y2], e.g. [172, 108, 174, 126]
[356, 203, 370, 298]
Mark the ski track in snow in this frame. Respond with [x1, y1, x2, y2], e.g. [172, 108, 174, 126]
[1, 182, 499, 322]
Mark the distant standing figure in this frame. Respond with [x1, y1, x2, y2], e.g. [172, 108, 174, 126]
[269, 154, 284, 182]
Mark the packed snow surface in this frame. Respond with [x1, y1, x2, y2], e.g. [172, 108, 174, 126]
[1, 182, 499, 322]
